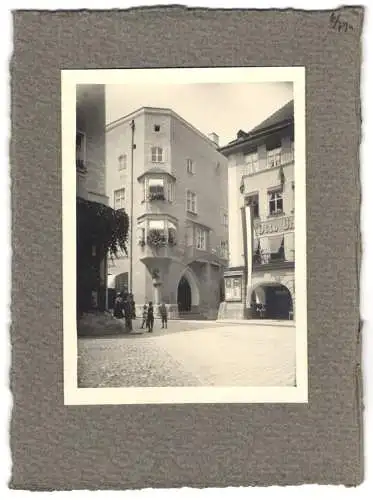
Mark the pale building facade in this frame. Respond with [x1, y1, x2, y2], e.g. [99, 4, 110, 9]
[218, 100, 295, 320]
[106, 107, 229, 319]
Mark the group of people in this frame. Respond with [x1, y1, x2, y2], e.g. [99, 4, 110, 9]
[112, 292, 136, 331]
[141, 302, 168, 332]
[113, 291, 168, 333]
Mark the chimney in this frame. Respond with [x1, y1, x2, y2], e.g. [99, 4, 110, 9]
[208, 132, 219, 147]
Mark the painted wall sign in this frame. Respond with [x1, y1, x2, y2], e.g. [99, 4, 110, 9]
[254, 215, 294, 235]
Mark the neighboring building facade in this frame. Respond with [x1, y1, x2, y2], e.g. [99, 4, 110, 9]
[106, 107, 229, 319]
[76, 84, 109, 312]
[218, 100, 295, 321]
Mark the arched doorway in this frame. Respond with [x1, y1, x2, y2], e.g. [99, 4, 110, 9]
[177, 276, 192, 312]
[251, 283, 293, 320]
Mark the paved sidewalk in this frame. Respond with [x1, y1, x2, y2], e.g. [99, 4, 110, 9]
[78, 320, 295, 388]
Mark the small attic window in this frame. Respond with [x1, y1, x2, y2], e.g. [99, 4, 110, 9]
[154, 124, 160, 132]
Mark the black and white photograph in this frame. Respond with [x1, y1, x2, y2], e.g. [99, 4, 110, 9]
[62, 68, 307, 404]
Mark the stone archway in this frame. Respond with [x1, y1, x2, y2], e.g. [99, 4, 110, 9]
[176, 267, 200, 312]
[250, 282, 293, 320]
[177, 276, 192, 312]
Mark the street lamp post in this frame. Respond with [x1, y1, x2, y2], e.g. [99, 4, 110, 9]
[129, 119, 135, 294]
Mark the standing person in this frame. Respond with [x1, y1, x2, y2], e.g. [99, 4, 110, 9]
[159, 303, 168, 329]
[147, 301, 154, 333]
[141, 304, 148, 329]
[131, 298, 136, 319]
[123, 296, 133, 332]
[113, 293, 124, 319]
[129, 293, 136, 319]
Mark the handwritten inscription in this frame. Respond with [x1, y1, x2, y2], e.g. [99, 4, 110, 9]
[329, 12, 354, 33]
[254, 216, 294, 236]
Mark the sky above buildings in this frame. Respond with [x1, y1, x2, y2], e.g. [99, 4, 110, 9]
[106, 82, 293, 148]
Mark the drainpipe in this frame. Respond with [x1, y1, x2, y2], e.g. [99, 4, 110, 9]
[129, 119, 135, 294]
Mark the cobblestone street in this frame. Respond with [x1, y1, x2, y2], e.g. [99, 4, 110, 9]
[78, 319, 296, 388]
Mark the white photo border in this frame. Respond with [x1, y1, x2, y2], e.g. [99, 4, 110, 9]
[62, 67, 307, 405]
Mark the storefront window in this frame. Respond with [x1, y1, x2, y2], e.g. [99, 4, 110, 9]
[225, 277, 242, 301]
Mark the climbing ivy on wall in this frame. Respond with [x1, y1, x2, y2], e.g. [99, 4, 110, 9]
[77, 197, 129, 256]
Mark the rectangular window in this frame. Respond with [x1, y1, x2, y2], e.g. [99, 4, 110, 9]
[220, 240, 229, 259]
[268, 235, 285, 261]
[268, 188, 283, 215]
[137, 226, 146, 246]
[114, 188, 125, 210]
[196, 227, 207, 250]
[151, 146, 163, 162]
[118, 154, 127, 171]
[186, 158, 195, 174]
[167, 182, 174, 202]
[244, 151, 259, 175]
[267, 147, 282, 168]
[221, 211, 229, 228]
[225, 277, 242, 301]
[186, 190, 197, 214]
[154, 124, 160, 132]
[148, 178, 165, 201]
[245, 193, 259, 218]
[76, 131, 86, 170]
[147, 219, 167, 245]
[148, 219, 165, 230]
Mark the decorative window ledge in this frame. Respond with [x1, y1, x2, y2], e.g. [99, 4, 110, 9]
[148, 193, 166, 202]
[267, 211, 284, 218]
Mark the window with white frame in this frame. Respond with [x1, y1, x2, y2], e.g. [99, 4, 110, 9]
[167, 182, 174, 202]
[137, 225, 146, 246]
[114, 188, 125, 210]
[268, 188, 283, 215]
[244, 151, 259, 175]
[186, 190, 197, 214]
[196, 226, 208, 250]
[118, 154, 127, 171]
[76, 131, 86, 170]
[267, 147, 282, 168]
[220, 240, 229, 259]
[186, 158, 195, 174]
[225, 277, 242, 301]
[148, 178, 165, 201]
[151, 146, 163, 162]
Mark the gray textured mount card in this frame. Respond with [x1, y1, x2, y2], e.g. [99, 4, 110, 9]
[10, 6, 363, 489]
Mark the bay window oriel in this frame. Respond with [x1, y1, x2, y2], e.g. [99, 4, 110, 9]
[148, 178, 165, 200]
[138, 217, 178, 247]
[142, 175, 175, 202]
